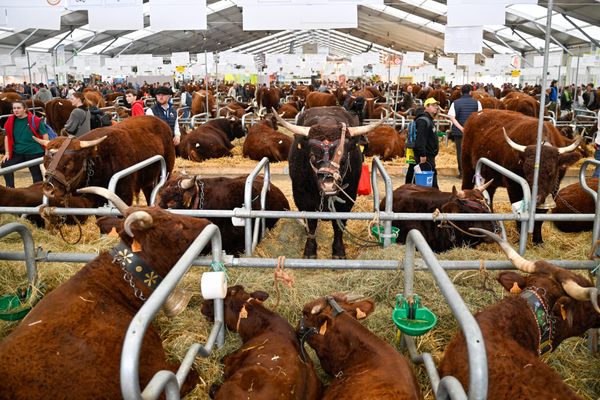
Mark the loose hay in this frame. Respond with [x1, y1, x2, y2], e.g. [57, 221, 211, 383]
[1, 142, 599, 399]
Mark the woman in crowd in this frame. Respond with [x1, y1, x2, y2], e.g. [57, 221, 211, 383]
[63, 92, 91, 137]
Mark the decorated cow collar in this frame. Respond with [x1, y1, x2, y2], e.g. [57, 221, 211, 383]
[111, 241, 163, 301]
[521, 287, 554, 355]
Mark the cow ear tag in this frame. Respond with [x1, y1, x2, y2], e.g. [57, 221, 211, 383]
[297, 143, 302, 150]
[560, 303, 567, 320]
[509, 282, 522, 295]
[132, 239, 142, 253]
[108, 227, 119, 238]
[319, 320, 327, 335]
[356, 307, 367, 320]
[240, 305, 248, 319]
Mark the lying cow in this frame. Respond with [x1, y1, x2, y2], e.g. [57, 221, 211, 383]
[201, 286, 321, 400]
[243, 114, 293, 162]
[279, 101, 300, 118]
[0, 187, 208, 399]
[552, 178, 597, 233]
[179, 117, 245, 162]
[156, 173, 289, 255]
[364, 124, 406, 160]
[439, 228, 600, 399]
[0, 182, 92, 227]
[383, 183, 497, 252]
[297, 294, 422, 399]
[274, 107, 381, 258]
[218, 101, 253, 118]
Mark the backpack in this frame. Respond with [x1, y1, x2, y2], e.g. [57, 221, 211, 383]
[89, 106, 113, 129]
[405, 115, 431, 149]
[30, 114, 57, 139]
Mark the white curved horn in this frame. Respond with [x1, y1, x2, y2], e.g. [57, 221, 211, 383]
[557, 136, 581, 155]
[179, 177, 195, 190]
[562, 280, 600, 314]
[348, 120, 383, 137]
[272, 108, 310, 136]
[476, 178, 494, 192]
[79, 136, 108, 149]
[124, 210, 154, 237]
[469, 228, 537, 273]
[503, 127, 526, 153]
[77, 186, 128, 214]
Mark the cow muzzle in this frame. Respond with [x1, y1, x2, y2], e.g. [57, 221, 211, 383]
[537, 194, 557, 209]
[317, 167, 341, 196]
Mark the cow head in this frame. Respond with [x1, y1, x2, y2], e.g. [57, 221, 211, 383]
[201, 285, 269, 335]
[296, 294, 374, 372]
[156, 173, 202, 209]
[274, 110, 381, 196]
[472, 228, 600, 348]
[79, 186, 211, 316]
[503, 128, 581, 208]
[34, 135, 108, 199]
[225, 115, 245, 140]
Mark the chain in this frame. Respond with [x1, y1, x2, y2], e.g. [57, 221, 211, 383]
[122, 266, 146, 301]
[85, 158, 95, 187]
[198, 180, 205, 209]
[553, 191, 581, 214]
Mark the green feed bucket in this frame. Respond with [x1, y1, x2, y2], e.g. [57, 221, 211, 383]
[392, 294, 437, 336]
[370, 225, 399, 245]
[0, 287, 37, 322]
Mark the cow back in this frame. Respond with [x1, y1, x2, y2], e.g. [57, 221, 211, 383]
[552, 178, 597, 232]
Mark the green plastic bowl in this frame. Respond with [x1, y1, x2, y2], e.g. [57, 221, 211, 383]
[392, 294, 437, 336]
[0, 287, 36, 322]
[370, 225, 399, 245]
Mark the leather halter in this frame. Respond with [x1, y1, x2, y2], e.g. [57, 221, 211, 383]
[521, 288, 554, 355]
[307, 123, 349, 195]
[44, 137, 88, 193]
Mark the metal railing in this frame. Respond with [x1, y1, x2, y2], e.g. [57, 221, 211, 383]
[106, 155, 168, 207]
[370, 157, 394, 247]
[401, 229, 487, 400]
[0, 223, 38, 287]
[474, 157, 531, 254]
[243, 157, 271, 256]
[121, 224, 225, 400]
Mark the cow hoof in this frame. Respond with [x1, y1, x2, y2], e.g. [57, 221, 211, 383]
[332, 255, 346, 260]
[303, 254, 317, 259]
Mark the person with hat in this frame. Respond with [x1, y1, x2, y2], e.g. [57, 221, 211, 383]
[405, 97, 440, 188]
[145, 85, 180, 145]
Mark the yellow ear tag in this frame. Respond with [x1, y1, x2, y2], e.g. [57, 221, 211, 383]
[319, 320, 327, 335]
[560, 304, 567, 321]
[131, 239, 142, 253]
[239, 305, 248, 319]
[356, 308, 367, 320]
[297, 143, 302, 150]
[510, 282, 522, 295]
[108, 227, 119, 238]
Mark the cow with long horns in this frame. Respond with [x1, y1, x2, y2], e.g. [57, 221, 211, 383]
[0, 187, 206, 399]
[439, 228, 600, 399]
[461, 109, 582, 244]
[274, 106, 381, 258]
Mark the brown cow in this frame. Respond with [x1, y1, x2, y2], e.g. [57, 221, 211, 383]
[157, 173, 289, 255]
[36, 115, 175, 207]
[439, 229, 600, 400]
[257, 86, 281, 111]
[461, 109, 582, 243]
[364, 124, 405, 160]
[44, 98, 75, 132]
[0, 188, 208, 399]
[297, 294, 422, 399]
[472, 92, 505, 110]
[243, 115, 292, 162]
[502, 91, 539, 117]
[83, 90, 106, 108]
[305, 91, 337, 109]
[24, 99, 46, 116]
[552, 178, 597, 233]
[218, 101, 253, 118]
[191, 90, 216, 117]
[293, 85, 311, 102]
[0, 92, 22, 102]
[178, 117, 245, 162]
[278, 101, 299, 118]
[201, 286, 321, 400]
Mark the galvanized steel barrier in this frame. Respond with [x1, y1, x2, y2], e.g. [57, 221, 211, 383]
[371, 157, 394, 247]
[105, 155, 168, 207]
[401, 229, 487, 400]
[120, 224, 225, 400]
[0, 222, 38, 287]
[243, 157, 271, 255]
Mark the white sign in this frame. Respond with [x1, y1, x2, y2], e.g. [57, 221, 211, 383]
[0, 54, 12, 66]
[404, 51, 424, 67]
[171, 51, 190, 66]
[86, 0, 143, 30]
[6, 6, 61, 30]
[150, 0, 207, 30]
[447, 1, 505, 27]
[445, 26, 483, 54]
[457, 53, 476, 66]
[243, 4, 358, 30]
[437, 56, 454, 69]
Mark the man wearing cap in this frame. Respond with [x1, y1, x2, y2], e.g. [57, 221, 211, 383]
[146, 86, 180, 145]
[447, 84, 482, 178]
[406, 97, 439, 188]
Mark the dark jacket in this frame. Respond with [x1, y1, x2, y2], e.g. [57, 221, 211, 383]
[414, 110, 438, 160]
[451, 94, 479, 136]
